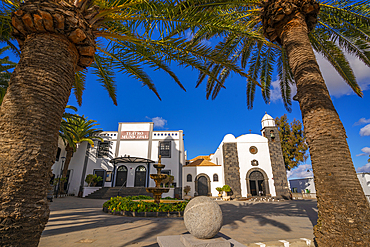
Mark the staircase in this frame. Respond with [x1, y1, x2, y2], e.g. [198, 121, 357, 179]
[85, 187, 153, 199]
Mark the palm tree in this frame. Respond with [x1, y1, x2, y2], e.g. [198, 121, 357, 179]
[183, 0, 370, 245]
[59, 114, 102, 193]
[0, 46, 16, 105]
[0, 0, 255, 245]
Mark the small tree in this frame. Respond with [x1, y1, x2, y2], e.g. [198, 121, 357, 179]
[216, 187, 223, 196]
[222, 185, 231, 193]
[184, 186, 191, 196]
[275, 114, 309, 170]
[85, 174, 103, 187]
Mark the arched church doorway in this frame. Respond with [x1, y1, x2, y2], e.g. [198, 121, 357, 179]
[246, 169, 270, 197]
[115, 165, 127, 187]
[134, 166, 147, 187]
[195, 173, 211, 196]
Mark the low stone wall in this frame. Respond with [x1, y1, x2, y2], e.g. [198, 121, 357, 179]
[292, 193, 317, 200]
[102, 207, 183, 217]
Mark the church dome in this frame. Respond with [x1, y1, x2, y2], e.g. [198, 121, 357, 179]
[261, 113, 275, 128]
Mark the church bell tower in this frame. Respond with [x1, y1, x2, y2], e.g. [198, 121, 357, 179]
[261, 113, 291, 199]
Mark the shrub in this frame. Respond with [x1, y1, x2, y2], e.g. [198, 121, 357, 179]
[85, 174, 103, 187]
[103, 195, 188, 213]
[222, 185, 231, 192]
[216, 187, 223, 192]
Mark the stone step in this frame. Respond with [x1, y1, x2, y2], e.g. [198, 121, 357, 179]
[246, 238, 314, 247]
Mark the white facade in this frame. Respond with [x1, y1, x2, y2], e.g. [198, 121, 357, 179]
[289, 173, 370, 203]
[52, 122, 185, 197]
[183, 113, 283, 199]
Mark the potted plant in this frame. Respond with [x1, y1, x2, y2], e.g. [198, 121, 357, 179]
[216, 187, 223, 197]
[222, 185, 231, 201]
[183, 185, 191, 200]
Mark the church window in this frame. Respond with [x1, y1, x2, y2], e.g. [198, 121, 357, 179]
[251, 160, 259, 166]
[187, 174, 192, 182]
[159, 141, 171, 158]
[249, 146, 258, 154]
[213, 174, 219, 182]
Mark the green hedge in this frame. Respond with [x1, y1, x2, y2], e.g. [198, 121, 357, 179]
[103, 196, 188, 213]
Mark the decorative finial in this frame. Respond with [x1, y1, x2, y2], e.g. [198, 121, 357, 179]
[249, 129, 252, 134]
[158, 155, 162, 165]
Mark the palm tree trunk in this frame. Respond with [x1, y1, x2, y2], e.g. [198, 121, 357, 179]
[61, 145, 74, 193]
[0, 33, 78, 246]
[280, 13, 370, 246]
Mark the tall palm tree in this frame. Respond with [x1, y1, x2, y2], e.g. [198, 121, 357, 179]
[0, 0, 255, 245]
[59, 114, 103, 192]
[181, 0, 370, 245]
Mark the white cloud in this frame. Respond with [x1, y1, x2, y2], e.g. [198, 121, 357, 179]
[146, 116, 167, 128]
[316, 52, 370, 97]
[270, 79, 297, 103]
[287, 164, 313, 179]
[354, 118, 370, 126]
[357, 163, 370, 173]
[357, 147, 370, 157]
[360, 124, 370, 136]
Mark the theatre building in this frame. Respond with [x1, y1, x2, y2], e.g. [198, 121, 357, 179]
[52, 122, 185, 197]
[182, 113, 290, 199]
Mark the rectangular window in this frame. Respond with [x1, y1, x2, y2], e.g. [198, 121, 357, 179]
[162, 170, 171, 175]
[159, 141, 171, 158]
[97, 141, 111, 158]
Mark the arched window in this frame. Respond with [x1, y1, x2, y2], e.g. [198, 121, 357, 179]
[213, 174, 219, 182]
[187, 174, 192, 182]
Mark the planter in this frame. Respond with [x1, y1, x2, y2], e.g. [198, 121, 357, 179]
[184, 195, 191, 200]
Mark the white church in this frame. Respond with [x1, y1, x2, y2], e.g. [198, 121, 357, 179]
[183, 113, 290, 199]
[52, 113, 290, 199]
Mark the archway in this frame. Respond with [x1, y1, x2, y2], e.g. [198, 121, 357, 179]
[195, 173, 211, 196]
[115, 165, 127, 187]
[135, 166, 147, 187]
[246, 168, 270, 197]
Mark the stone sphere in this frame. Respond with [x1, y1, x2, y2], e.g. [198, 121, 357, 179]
[184, 196, 223, 239]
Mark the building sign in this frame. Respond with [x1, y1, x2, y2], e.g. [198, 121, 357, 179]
[121, 131, 149, 140]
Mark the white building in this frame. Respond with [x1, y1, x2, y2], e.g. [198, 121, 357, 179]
[52, 122, 185, 197]
[289, 173, 370, 203]
[182, 113, 290, 199]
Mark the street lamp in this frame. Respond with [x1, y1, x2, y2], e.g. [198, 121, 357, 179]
[57, 157, 66, 198]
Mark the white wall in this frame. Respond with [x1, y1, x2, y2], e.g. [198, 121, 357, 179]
[182, 166, 224, 197]
[235, 134, 276, 197]
[289, 177, 316, 193]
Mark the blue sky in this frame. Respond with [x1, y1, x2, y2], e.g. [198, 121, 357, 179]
[2, 37, 370, 180]
[60, 49, 370, 179]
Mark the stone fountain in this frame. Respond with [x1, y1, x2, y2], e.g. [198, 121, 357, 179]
[146, 155, 170, 204]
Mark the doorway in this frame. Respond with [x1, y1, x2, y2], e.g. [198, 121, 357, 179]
[134, 166, 147, 187]
[115, 165, 127, 187]
[248, 170, 266, 196]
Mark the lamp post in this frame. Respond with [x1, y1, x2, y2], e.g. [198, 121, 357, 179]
[57, 156, 66, 198]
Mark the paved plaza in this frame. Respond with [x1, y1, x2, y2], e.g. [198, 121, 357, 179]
[38, 197, 318, 247]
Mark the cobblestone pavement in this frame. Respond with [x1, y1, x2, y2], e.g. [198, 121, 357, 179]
[38, 197, 317, 247]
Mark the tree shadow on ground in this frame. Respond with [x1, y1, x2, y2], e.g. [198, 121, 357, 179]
[41, 197, 317, 246]
[218, 199, 317, 232]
